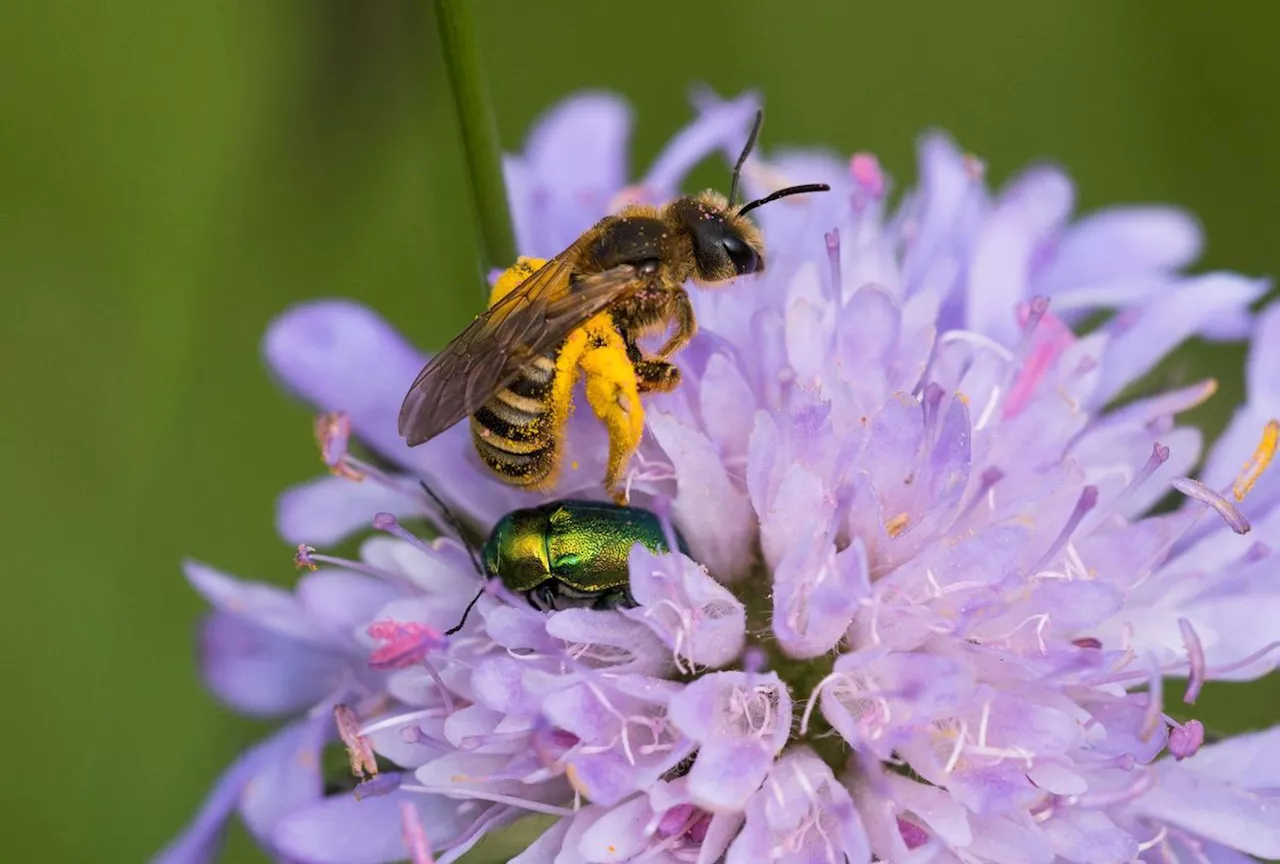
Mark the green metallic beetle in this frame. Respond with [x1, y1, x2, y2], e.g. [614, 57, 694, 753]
[422, 485, 690, 634]
[483, 499, 688, 612]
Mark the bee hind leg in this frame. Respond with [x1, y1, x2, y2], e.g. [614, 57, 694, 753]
[580, 320, 645, 504]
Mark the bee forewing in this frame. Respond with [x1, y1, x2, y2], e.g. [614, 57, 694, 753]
[397, 258, 647, 447]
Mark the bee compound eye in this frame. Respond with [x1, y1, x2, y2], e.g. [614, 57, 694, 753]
[721, 235, 759, 275]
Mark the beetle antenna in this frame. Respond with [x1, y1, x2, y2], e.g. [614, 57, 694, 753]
[445, 586, 485, 636]
[737, 183, 831, 218]
[420, 481, 483, 576]
[728, 108, 764, 209]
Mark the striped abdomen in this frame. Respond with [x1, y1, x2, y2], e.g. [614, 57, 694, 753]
[470, 354, 561, 486]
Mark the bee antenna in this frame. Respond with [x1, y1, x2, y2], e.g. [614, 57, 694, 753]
[737, 183, 831, 218]
[445, 586, 485, 636]
[420, 481, 483, 577]
[728, 108, 764, 208]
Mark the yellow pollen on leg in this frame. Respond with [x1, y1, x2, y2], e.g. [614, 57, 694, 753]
[579, 315, 644, 502]
[1234, 419, 1279, 502]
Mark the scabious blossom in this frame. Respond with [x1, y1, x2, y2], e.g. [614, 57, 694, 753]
[158, 90, 1280, 864]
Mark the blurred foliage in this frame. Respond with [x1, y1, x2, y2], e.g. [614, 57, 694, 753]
[1, 2, 1278, 862]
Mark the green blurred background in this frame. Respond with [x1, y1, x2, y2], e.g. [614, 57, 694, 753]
[2, 2, 1278, 861]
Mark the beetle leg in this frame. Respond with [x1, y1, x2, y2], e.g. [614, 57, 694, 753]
[529, 583, 558, 612]
[594, 588, 637, 610]
[580, 315, 644, 504]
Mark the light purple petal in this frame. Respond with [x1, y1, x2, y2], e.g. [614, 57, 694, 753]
[643, 90, 760, 192]
[1246, 299, 1280, 412]
[543, 609, 670, 675]
[296, 569, 403, 637]
[551, 807, 610, 864]
[1033, 206, 1201, 296]
[277, 474, 424, 547]
[271, 779, 475, 864]
[359, 535, 476, 599]
[772, 536, 867, 658]
[507, 816, 571, 864]
[184, 559, 338, 647]
[523, 92, 631, 199]
[1166, 722, 1280, 789]
[964, 812, 1054, 863]
[1040, 808, 1136, 864]
[647, 411, 755, 581]
[577, 795, 652, 862]
[1092, 274, 1268, 405]
[837, 284, 903, 402]
[902, 132, 988, 293]
[668, 672, 792, 812]
[239, 712, 331, 843]
[263, 300, 520, 525]
[197, 611, 346, 716]
[727, 751, 870, 864]
[1198, 301, 1280, 511]
[965, 166, 1074, 345]
[543, 677, 691, 806]
[1127, 729, 1280, 858]
[758, 461, 828, 571]
[785, 292, 830, 387]
[698, 352, 757, 462]
[624, 546, 746, 669]
[1196, 841, 1268, 864]
[264, 301, 421, 458]
[153, 717, 326, 864]
[505, 92, 632, 254]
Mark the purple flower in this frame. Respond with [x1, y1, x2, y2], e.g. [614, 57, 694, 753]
[160, 90, 1280, 864]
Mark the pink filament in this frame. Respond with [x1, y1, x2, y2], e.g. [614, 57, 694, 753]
[368, 620, 446, 669]
[400, 801, 435, 864]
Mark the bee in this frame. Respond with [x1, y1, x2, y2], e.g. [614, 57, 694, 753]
[398, 110, 828, 502]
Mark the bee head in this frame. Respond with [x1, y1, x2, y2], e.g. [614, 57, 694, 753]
[669, 108, 829, 285]
[673, 191, 766, 285]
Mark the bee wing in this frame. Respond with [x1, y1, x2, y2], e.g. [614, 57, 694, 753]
[397, 257, 648, 446]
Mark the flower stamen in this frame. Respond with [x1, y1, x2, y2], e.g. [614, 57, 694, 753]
[335, 704, 378, 782]
[1169, 719, 1205, 760]
[294, 544, 317, 570]
[1027, 485, 1098, 576]
[315, 411, 362, 480]
[825, 229, 842, 305]
[1172, 477, 1250, 534]
[1233, 419, 1279, 501]
[1178, 618, 1206, 704]
[1139, 657, 1164, 741]
[401, 782, 577, 817]
[1089, 443, 1170, 530]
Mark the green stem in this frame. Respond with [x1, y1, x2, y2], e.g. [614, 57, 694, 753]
[433, 0, 517, 273]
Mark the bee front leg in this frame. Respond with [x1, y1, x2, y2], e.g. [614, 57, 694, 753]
[625, 289, 690, 394]
[655, 287, 696, 360]
[634, 359, 681, 393]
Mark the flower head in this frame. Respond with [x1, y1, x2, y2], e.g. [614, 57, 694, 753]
[160, 91, 1280, 864]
